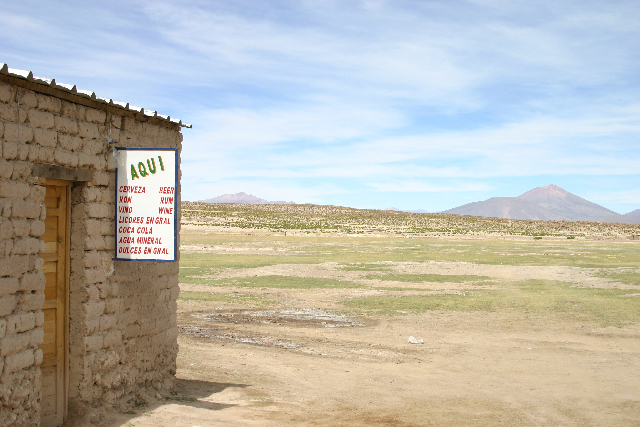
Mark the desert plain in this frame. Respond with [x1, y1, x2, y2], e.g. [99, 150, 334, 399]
[103, 203, 640, 427]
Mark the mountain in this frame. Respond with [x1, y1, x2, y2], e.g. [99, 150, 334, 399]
[443, 196, 561, 221]
[516, 185, 618, 220]
[444, 185, 620, 221]
[198, 192, 295, 204]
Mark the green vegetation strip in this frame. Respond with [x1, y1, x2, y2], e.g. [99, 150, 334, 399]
[368, 273, 492, 283]
[178, 291, 275, 305]
[180, 240, 640, 269]
[180, 272, 363, 289]
[596, 271, 640, 286]
[179, 253, 292, 272]
[214, 276, 362, 289]
[342, 280, 640, 326]
[339, 263, 393, 271]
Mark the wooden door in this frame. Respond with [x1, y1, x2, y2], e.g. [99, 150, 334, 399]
[40, 182, 70, 427]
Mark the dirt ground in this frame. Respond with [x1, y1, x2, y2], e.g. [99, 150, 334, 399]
[105, 230, 640, 427]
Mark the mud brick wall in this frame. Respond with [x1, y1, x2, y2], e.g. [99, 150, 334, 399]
[0, 79, 182, 425]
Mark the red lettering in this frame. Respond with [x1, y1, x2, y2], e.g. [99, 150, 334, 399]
[118, 246, 141, 254]
[136, 237, 162, 245]
[119, 186, 146, 193]
[135, 227, 153, 234]
[118, 216, 144, 224]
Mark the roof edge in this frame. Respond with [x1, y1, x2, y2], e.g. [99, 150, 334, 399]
[0, 63, 192, 129]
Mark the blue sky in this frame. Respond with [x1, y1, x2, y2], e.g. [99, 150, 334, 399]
[2, 0, 639, 213]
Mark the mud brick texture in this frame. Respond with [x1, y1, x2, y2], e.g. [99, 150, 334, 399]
[0, 80, 183, 426]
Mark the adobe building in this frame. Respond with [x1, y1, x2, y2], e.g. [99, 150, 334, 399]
[0, 64, 190, 426]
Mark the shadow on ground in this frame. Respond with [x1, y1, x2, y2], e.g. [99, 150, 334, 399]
[63, 378, 249, 426]
[165, 378, 249, 411]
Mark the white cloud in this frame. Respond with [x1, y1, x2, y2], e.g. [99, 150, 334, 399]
[183, 104, 639, 187]
[367, 180, 495, 193]
[184, 103, 405, 152]
[2, 0, 639, 209]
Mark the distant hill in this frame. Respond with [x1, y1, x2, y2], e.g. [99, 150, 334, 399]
[385, 207, 429, 214]
[198, 192, 295, 204]
[444, 185, 622, 221]
[594, 213, 640, 224]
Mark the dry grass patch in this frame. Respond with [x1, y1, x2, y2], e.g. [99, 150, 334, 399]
[342, 280, 640, 326]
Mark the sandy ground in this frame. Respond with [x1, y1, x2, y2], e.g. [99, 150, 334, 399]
[97, 227, 640, 426]
[110, 308, 640, 427]
[104, 259, 640, 426]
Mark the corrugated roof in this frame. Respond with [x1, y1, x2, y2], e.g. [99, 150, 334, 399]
[0, 63, 192, 129]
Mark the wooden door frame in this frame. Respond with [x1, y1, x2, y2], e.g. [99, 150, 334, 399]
[39, 178, 71, 426]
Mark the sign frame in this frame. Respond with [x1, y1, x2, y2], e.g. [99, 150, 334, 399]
[114, 147, 178, 262]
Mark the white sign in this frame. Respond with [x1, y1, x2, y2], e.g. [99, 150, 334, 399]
[115, 148, 177, 261]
